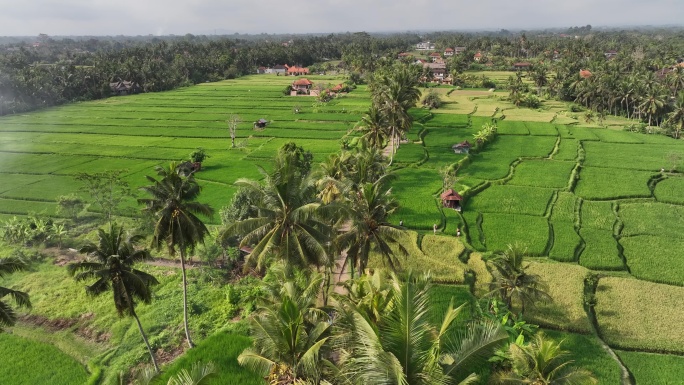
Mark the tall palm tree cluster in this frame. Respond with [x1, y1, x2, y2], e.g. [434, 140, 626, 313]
[238, 266, 597, 385]
[239, 267, 509, 385]
[221, 140, 406, 281]
[63, 161, 214, 374]
[355, 63, 422, 164]
[549, 54, 684, 137]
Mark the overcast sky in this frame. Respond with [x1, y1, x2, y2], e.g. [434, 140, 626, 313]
[0, 0, 682, 36]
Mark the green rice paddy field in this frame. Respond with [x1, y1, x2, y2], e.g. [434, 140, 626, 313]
[2, 74, 684, 384]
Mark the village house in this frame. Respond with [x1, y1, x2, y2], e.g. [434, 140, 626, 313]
[425, 62, 447, 81]
[474, 52, 483, 62]
[398, 52, 413, 59]
[444, 47, 455, 57]
[291, 78, 312, 94]
[290, 78, 321, 96]
[513, 62, 532, 70]
[579, 69, 593, 79]
[454, 47, 466, 54]
[109, 80, 141, 96]
[604, 50, 618, 59]
[257, 66, 267, 74]
[414, 59, 428, 65]
[272, 64, 287, 75]
[416, 41, 435, 51]
[287, 65, 309, 76]
[429, 52, 442, 62]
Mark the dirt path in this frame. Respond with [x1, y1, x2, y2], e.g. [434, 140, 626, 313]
[43, 247, 199, 270]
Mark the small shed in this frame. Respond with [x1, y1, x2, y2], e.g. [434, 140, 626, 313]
[452, 140, 471, 154]
[254, 118, 268, 130]
[441, 189, 463, 210]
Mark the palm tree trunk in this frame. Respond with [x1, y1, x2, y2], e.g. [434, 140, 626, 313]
[131, 305, 160, 373]
[179, 246, 194, 349]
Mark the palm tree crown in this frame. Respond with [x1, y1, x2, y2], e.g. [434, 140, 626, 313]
[0, 256, 31, 330]
[334, 271, 508, 385]
[138, 161, 213, 349]
[67, 223, 160, 371]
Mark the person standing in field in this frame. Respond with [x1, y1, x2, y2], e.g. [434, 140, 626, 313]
[433, 223, 437, 234]
[456, 228, 461, 237]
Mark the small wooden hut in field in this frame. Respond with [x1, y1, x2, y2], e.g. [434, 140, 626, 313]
[452, 141, 471, 154]
[441, 189, 463, 211]
[253, 119, 268, 130]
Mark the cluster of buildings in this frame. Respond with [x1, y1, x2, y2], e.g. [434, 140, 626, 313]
[289, 78, 346, 97]
[256, 64, 309, 75]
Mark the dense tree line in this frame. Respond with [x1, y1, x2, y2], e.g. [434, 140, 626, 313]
[0, 33, 420, 115]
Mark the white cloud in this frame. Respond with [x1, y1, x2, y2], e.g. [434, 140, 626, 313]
[0, 0, 682, 36]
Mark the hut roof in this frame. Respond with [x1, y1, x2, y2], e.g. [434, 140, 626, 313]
[440, 189, 463, 201]
[452, 140, 471, 149]
[293, 78, 312, 86]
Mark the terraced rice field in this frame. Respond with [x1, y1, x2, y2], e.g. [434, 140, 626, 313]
[388, 84, 684, 382]
[0, 75, 368, 223]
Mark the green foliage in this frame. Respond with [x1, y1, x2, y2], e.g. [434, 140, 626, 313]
[75, 170, 132, 223]
[189, 148, 208, 164]
[491, 332, 598, 385]
[421, 89, 443, 109]
[57, 194, 86, 220]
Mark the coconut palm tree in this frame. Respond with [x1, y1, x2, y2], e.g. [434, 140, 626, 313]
[491, 332, 597, 385]
[337, 174, 407, 277]
[487, 244, 551, 315]
[221, 160, 334, 272]
[138, 162, 214, 349]
[167, 362, 216, 385]
[0, 256, 31, 330]
[355, 105, 389, 150]
[334, 271, 508, 385]
[67, 223, 160, 372]
[666, 92, 684, 139]
[238, 269, 332, 384]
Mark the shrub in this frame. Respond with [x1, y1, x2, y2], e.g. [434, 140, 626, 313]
[421, 90, 442, 109]
[57, 194, 85, 220]
[190, 147, 208, 163]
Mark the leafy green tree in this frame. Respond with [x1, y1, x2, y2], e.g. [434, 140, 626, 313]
[0, 256, 31, 330]
[487, 244, 551, 315]
[666, 92, 684, 139]
[491, 332, 598, 385]
[56, 194, 85, 221]
[67, 223, 160, 372]
[75, 170, 132, 224]
[422, 89, 443, 109]
[334, 271, 508, 385]
[138, 162, 214, 348]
